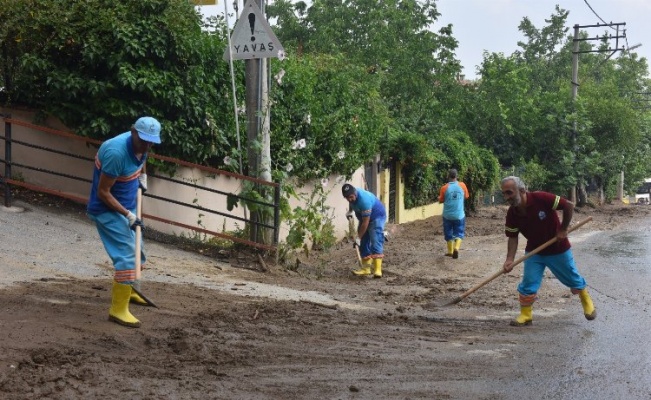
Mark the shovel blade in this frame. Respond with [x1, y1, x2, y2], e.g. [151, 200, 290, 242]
[422, 296, 463, 310]
[436, 296, 463, 307]
[132, 287, 159, 308]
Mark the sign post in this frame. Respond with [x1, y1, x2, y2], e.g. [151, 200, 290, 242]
[223, 0, 284, 61]
[223, 0, 283, 244]
[192, 0, 218, 5]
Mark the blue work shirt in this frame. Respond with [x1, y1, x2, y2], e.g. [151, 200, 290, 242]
[351, 187, 386, 221]
[439, 181, 469, 220]
[87, 132, 146, 215]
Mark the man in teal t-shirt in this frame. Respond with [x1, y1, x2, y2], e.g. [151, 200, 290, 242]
[438, 169, 469, 259]
[87, 116, 161, 328]
[342, 183, 387, 278]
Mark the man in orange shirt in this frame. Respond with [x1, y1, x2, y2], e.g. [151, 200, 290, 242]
[438, 169, 469, 259]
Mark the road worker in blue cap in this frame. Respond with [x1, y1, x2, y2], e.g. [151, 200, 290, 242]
[87, 116, 161, 328]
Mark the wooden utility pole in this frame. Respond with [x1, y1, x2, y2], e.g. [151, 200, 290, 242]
[570, 25, 580, 203]
[224, 0, 284, 244]
[570, 22, 626, 204]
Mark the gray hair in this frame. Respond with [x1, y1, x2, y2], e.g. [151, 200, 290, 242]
[501, 176, 526, 191]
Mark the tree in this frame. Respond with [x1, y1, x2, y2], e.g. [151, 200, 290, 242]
[268, 0, 462, 131]
[388, 129, 499, 210]
[0, 0, 237, 165]
[267, 0, 504, 203]
[268, 52, 389, 181]
[467, 6, 651, 202]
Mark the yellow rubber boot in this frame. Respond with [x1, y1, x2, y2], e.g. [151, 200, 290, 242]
[510, 305, 533, 326]
[109, 281, 141, 328]
[445, 241, 454, 257]
[373, 258, 382, 279]
[452, 239, 462, 259]
[352, 259, 372, 276]
[579, 288, 596, 320]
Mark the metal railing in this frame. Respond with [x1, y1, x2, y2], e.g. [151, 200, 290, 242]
[0, 115, 280, 251]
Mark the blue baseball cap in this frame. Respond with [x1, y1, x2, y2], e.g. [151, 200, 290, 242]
[134, 116, 161, 144]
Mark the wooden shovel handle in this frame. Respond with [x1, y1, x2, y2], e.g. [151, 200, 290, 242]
[354, 244, 364, 267]
[135, 188, 143, 280]
[452, 216, 593, 303]
[347, 215, 364, 268]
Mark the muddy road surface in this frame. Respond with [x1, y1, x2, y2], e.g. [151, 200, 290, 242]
[1, 193, 650, 399]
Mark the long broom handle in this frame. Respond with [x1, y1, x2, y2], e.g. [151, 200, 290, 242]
[354, 244, 364, 267]
[135, 188, 142, 281]
[348, 215, 365, 268]
[451, 216, 593, 303]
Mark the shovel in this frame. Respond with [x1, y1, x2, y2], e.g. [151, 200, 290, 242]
[433, 216, 592, 307]
[133, 187, 158, 308]
[347, 214, 364, 269]
[353, 242, 364, 268]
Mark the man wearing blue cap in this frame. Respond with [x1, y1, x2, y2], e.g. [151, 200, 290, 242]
[87, 116, 162, 328]
[342, 183, 387, 278]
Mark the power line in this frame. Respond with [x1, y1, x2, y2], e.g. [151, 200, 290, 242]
[582, 0, 610, 27]
[581, 0, 640, 56]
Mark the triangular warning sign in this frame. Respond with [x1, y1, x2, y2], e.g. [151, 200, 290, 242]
[223, 0, 284, 61]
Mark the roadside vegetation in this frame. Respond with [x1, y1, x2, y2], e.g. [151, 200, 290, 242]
[0, 0, 649, 250]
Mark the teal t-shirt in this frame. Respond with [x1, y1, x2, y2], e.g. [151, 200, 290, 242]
[87, 132, 146, 215]
[442, 181, 466, 220]
[351, 187, 386, 221]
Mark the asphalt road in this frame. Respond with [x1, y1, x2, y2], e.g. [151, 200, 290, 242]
[2, 199, 651, 399]
[490, 227, 651, 399]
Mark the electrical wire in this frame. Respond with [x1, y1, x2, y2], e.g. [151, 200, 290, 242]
[223, 0, 244, 176]
[582, 0, 609, 26]
[223, 0, 248, 221]
[582, 0, 637, 55]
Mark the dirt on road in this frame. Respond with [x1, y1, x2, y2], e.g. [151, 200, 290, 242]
[0, 191, 649, 400]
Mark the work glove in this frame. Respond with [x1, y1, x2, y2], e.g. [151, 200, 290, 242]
[346, 210, 354, 220]
[353, 237, 361, 248]
[138, 173, 148, 193]
[126, 211, 145, 231]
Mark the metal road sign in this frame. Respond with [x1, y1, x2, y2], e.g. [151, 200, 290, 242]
[223, 0, 284, 61]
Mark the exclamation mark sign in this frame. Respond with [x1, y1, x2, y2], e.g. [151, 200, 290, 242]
[248, 13, 255, 42]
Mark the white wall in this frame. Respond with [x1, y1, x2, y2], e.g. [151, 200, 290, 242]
[0, 109, 368, 244]
[280, 167, 369, 245]
[0, 108, 97, 200]
[144, 166, 250, 239]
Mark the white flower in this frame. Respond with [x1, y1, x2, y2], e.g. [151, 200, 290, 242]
[285, 163, 293, 172]
[223, 156, 232, 165]
[321, 178, 329, 187]
[277, 50, 286, 61]
[275, 69, 285, 85]
[291, 138, 306, 150]
[303, 114, 311, 125]
[337, 150, 345, 159]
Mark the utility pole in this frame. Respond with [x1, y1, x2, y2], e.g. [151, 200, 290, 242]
[223, 0, 284, 244]
[632, 92, 651, 111]
[570, 22, 626, 204]
[570, 25, 580, 203]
